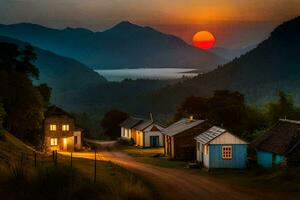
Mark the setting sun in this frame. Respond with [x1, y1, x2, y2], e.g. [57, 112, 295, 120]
[192, 31, 216, 49]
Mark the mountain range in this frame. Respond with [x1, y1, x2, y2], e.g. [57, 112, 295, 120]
[0, 21, 226, 71]
[138, 16, 300, 115]
[0, 36, 106, 96]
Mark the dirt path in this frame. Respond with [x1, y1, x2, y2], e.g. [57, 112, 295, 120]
[64, 150, 286, 200]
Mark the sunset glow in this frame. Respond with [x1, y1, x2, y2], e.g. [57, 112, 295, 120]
[192, 31, 216, 49]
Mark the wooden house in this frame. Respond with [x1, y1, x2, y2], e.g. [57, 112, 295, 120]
[253, 119, 300, 168]
[120, 117, 164, 147]
[195, 126, 248, 169]
[44, 106, 82, 152]
[163, 117, 211, 160]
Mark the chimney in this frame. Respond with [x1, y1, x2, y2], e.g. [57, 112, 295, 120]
[149, 112, 153, 121]
[189, 115, 193, 122]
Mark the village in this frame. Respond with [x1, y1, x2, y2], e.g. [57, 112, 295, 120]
[45, 105, 298, 170]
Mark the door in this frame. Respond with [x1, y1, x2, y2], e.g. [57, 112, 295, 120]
[150, 136, 159, 147]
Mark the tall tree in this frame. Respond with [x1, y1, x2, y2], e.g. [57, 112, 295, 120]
[0, 42, 50, 141]
[101, 110, 129, 139]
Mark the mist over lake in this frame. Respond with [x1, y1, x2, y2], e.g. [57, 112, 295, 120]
[95, 68, 198, 82]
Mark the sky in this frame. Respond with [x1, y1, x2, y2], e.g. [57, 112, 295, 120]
[0, 0, 299, 48]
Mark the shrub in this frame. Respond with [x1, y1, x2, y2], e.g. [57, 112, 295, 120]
[0, 129, 5, 141]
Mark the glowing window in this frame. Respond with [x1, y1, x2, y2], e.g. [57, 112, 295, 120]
[62, 124, 69, 131]
[50, 138, 57, 146]
[222, 146, 232, 159]
[50, 124, 56, 131]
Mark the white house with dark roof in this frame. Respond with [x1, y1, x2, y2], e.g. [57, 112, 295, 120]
[195, 126, 248, 169]
[120, 116, 164, 147]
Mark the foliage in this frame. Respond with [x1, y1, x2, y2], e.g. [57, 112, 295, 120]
[0, 129, 5, 141]
[101, 109, 129, 139]
[0, 102, 6, 129]
[264, 91, 300, 124]
[175, 90, 267, 139]
[0, 42, 50, 142]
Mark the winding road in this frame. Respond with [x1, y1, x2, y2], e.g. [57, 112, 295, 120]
[62, 141, 287, 200]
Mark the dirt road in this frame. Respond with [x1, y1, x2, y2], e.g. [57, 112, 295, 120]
[62, 149, 287, 200]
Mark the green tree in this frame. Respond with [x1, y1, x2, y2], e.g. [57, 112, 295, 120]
[0, 42, 50, 141]
[101, 110, 129, 139]
[265, 91, 300, 124]
[0, 103, 6, 129]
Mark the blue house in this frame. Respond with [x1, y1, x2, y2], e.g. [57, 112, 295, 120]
[195, 126, 248, 169]
[253, 119, 300, 168]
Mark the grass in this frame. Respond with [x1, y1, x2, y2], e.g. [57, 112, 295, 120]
[0, 131, 157, 200]
[119, 145, 187, 169]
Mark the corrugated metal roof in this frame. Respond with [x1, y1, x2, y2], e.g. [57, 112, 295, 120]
[253, 119, 300, 155]
[120, 117, 143, 129]
[133, 120, 153, 131]
[195, 126, 226, 144]
[162, 118, 205, 136]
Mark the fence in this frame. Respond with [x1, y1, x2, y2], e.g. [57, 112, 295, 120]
[3, 149, 99, 183]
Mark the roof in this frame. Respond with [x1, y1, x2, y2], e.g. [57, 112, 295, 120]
[120, 117, 143, 129]
[133, 119, 153, 131]
[162, 118, 205, 136]
[253, 119, 300, 155]
[44, 105, 73, 118]
[195, 126, 226, 144]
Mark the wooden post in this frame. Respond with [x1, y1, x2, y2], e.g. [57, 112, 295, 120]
[52, 151, 55, 163]
[34, 152, 37, 168]
[94, 149, 96, 184]
[55, 150, 58, 166]
[70, 152, 73, 168]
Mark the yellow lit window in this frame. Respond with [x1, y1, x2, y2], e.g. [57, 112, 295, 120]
[222, 146, 232, 159]
[50, 124, 56, 131]
[62, 124, 69, 131]
[50, 138, 57, 146]
[204, 144, 208, 155]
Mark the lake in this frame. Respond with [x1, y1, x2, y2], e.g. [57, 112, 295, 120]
[95, 68, 198, 82]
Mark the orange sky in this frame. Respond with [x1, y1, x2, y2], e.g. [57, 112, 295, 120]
[0, 0, 299, 48]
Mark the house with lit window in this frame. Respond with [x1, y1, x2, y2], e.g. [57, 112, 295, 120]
[253, 119, 300, 168]
[163, 117, 211, 160]
[120, 116, 164, 148]
[195, 126, 248, 169]
[43, 106, 83, 152]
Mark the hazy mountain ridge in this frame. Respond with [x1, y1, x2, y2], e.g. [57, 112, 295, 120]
[136, 16, 300, 114]
[0, 21, 226, 70]
[0, 35, 106, 98]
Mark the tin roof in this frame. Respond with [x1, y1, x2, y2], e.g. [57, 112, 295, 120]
[133, 120, 153, 131]
[195, 126, 226, 144]
[162, 118, 205, 136]
[120, 117, 143, 129]
[253, 119, 300, 155]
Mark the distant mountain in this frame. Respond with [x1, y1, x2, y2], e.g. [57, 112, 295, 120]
[0, 36, 106, 99]
[138, 16, 300, 114]
[209, 45, 256, 60]
[0, 21, 226, 71]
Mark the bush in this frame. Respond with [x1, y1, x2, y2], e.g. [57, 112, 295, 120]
[0, 129, 5, 141]
[118, 138, 134, 146]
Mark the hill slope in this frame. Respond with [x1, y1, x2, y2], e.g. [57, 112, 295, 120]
[0, 36, 106, 99]
[139, 16, 300, 114]
[0, 22, 226, 70]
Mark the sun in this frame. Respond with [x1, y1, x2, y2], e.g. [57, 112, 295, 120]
[192, 31, 215, 49]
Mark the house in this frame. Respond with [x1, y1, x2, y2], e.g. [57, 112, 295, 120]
[120, 116, 164, 147]
[195, 126, 248, 169]
[43, 106, 83, 152]
[163, 117, 211, 160]
[253, 119, 300, 168]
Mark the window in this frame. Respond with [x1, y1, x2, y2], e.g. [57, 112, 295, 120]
[50, 138, 57, 146]
[204, 144, 208, 155]
[222, 146, 232, 159]
[62, 124, 69, 131]
[50, 124, 57, 131]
